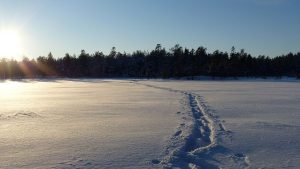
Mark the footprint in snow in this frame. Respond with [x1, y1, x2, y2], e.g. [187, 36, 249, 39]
[174, 130, 182, 137]
[151, 159, 160, 164]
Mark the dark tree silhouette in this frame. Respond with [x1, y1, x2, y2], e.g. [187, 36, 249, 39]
[0, 44, 299, 79]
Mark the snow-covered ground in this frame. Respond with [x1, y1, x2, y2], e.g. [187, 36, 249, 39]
[0, 79, 181, 169]
[138, 79, 300, 169]
[0, 79, 299, 168]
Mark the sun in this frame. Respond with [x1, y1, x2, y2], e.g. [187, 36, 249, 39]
[0, 30, 23, 59]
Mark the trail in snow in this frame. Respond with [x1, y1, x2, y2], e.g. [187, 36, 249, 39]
[132, 81, 250, 169]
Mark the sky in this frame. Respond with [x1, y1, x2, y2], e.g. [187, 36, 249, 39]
[0, 0, 299, 58]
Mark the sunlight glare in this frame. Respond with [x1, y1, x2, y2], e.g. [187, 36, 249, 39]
[0, 81, 22, 99]
[0, 30, 23, 59]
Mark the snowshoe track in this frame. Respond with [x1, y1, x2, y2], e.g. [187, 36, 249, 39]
[132, 80, 250, 169]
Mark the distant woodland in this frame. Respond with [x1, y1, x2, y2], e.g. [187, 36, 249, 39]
[0, 44, 299, 79]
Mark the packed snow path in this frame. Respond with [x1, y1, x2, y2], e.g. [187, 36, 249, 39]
[133, 81, 250, 169]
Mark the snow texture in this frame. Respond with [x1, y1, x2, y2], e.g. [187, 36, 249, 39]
[138, 79, 300, 169]
[0, 79, 299, 169]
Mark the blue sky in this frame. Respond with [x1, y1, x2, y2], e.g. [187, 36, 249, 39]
[0, 0, 299, 58]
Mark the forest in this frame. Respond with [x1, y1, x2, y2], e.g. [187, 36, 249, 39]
[0, 44, 299, 79]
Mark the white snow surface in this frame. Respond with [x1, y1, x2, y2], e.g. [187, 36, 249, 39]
[0, 79, 299, 169]
[138, 79, 300, 169]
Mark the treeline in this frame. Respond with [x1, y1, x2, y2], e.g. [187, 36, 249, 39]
[0, 44, 300, 79]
